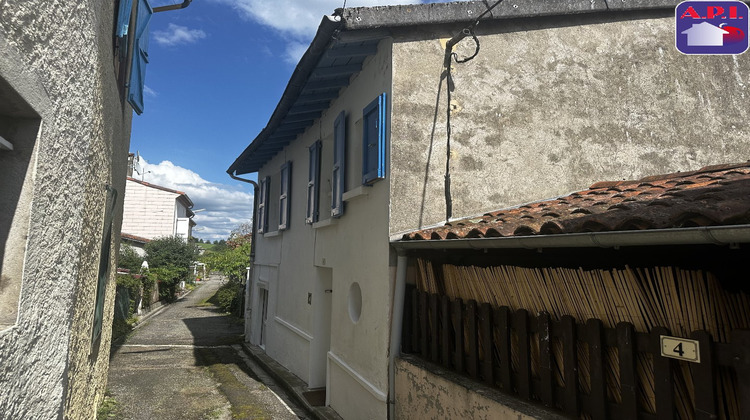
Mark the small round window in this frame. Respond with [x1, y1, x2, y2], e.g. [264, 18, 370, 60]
[348, 282, 362, 323]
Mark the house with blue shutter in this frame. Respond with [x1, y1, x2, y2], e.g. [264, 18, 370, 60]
[227, 2, 750, 418]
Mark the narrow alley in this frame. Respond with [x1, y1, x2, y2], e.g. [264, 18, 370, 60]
[106, 276, 305, 419]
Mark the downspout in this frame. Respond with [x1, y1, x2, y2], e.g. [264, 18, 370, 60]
[153, 0, 192, 13]
[228, 171, 259, 334]
[388, 253, 408, 420]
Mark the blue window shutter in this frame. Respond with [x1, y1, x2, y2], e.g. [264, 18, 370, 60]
[362, 93, 387, 185]
[306, 141, 321, 224]
[116, 0, 134, 38]
[258, 176, 269, 234]
[332, 111, 346, 218]
[279, 162, 292, 231]
[127, 0, 153, 115]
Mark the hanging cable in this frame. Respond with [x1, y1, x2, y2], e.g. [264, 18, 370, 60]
[442, 0, 504, 223]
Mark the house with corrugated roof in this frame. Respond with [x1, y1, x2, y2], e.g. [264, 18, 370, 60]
[227, 1, 750, 418]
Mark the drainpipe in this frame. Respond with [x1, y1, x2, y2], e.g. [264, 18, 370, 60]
[228, 171, 259, 336]
[388, 252, 409, 420]
[153, 0, 192, 13]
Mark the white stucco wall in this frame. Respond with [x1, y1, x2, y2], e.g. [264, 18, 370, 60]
[0, 1, 132, 418]
[249, 39, 394, 419]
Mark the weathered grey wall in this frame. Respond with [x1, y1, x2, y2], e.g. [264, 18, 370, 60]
[0, 1, 132, 418]
[389, 11, 750, 236]
[396, 356, 566, 420]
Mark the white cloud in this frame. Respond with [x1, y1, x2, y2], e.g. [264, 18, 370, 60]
[143, 85, 157, 97]
[153, 23, 207, 47]
[211, 0, 421, 58]
[136, 157, 254, 242]
[284, 41, 309, 64]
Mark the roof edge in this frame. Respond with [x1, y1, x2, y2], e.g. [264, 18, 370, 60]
[391, 225, 750, 250]
[227, 15, 343, 175]
[341, 0, 680, 31]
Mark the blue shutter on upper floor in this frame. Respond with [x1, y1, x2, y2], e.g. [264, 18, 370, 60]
[306, 141, 321, 224]
[258, 176, 269, 234]
[362, 93, 387, 185]
[332, 111, 346, 218]
[279, 162, 292, 231]
[116, 0, 134, 38]
[127, 0, 153, 115]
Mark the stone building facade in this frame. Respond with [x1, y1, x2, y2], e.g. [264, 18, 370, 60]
[0, 1, 135, 418]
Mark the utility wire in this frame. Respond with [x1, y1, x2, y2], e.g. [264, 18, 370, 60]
[442, 0, 504, 223]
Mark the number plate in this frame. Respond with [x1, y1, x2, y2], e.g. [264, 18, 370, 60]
[660, 336, 700, 363]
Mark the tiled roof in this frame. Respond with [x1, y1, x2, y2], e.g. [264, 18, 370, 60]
[401, 163, 750, 241]
[121, 232, 151, 244]
[126, 177, 195, 211]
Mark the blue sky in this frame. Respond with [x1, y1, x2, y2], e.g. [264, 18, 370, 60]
[131, 0, 453, 241]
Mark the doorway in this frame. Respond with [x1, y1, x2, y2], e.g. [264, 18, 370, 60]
[258, 287, 269, 349]
[309, 268, 332, 391]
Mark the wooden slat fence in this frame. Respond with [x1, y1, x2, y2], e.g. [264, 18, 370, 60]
[402, 288, 750, 420]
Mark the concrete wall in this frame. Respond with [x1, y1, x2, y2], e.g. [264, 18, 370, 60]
[122, 180, 181, 239]
[249, 39, 394, 419]
[395, 356, 566, 420]
[389, 11, 750, 236]
[0, 1, 132, 418]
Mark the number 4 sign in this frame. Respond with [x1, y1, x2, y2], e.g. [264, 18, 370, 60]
[660, 336, 701, 363]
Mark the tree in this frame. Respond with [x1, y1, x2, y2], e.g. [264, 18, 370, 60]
[117, 244, 144, 273]
[145, 236, 198, 301]
[227, 222, 252, 249]
[201, 241, 250, 283]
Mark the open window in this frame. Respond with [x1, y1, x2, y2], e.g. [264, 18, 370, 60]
[332, 111, 346, 217]
[307, 141, 322, 224]
[258, 176, 270, 234]
[362, 93, 387, 185]
[279, 161, 292, 231]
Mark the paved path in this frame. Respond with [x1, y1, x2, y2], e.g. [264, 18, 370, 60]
[107, 276, 305, 419]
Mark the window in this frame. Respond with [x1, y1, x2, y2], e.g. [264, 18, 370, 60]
[127, 0, 153, 115]
[279, 162, 292, 231]
[362, 93, 387, 185]
[1, 57, 44, 330]
[91, 185, 118, 353]
[258, 176, 270, 234]
[306, 141, 321, 224]
[332, 111, 346, 218]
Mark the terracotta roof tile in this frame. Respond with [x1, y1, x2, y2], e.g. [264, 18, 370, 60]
[401, 162, 750, 242]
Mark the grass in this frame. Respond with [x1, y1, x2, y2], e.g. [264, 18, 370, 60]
[97, 391, 122, 420]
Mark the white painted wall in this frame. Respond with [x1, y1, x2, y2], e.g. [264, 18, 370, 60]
[249, 39, 394, 419]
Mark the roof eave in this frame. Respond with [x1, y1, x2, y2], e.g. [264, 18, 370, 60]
[227, 15, 344, 176]
[391, 225, 750, 251]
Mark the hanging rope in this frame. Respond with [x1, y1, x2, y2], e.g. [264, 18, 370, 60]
[442, 0, 504, 223]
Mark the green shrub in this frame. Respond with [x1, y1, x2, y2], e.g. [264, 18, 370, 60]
[209, 281, 243, 315]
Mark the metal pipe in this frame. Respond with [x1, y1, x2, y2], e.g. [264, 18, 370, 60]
[391, 225, 750, 251]
[228, 171, 259, 339]
[153, 0, 192, 13]
[388, 253, 409, 420]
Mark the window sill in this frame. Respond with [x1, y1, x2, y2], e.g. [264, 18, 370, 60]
[263, 231, 280, 238]
[312, 218, 338, 229]
[343, 186, 370, 202]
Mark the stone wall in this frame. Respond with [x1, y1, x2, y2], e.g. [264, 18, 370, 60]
[396, 355, 566, 420]
[0, 1, 132, 418]
[389, 10, 750, 235]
